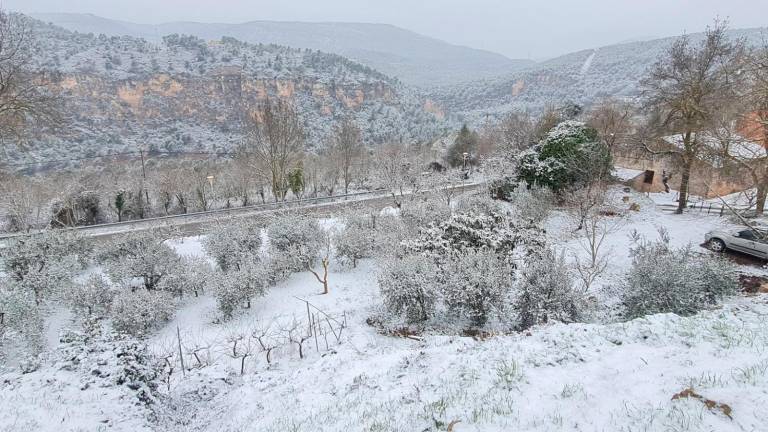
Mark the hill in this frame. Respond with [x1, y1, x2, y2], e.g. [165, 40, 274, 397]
[429, 27, 768, 122]
[30, 12, 534, 87]
[3, 17, 448, 168]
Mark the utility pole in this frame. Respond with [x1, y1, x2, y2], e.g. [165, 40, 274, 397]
[139, 148, 150, 207]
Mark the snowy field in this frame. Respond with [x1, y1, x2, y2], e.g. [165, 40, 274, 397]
[2, 188, 768, 432]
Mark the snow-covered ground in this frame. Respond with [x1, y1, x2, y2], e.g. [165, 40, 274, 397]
[2, 187, 767, 432]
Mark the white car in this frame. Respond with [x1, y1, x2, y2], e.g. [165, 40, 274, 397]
[705, 228, 768, 259]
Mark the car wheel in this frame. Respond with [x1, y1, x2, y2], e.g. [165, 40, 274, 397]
[709, 238, 726, 253]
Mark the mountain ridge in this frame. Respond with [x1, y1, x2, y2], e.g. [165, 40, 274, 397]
[29, 12, 534, 87]
[2, 16, 447, 169]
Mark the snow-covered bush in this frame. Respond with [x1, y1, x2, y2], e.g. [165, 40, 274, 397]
[442, 251, 514, 326]
[97, 230, 182, 291]
[456, 192, 506, 216]
[335, 217, 374, 268]
[111, 289, 176, 337]
[371, 214, 411, 257]
[113, 341, 161, 405]
[513, 248, 583, 330]
[0, 279, 44, 353]
[621, 232, 739, 319]
[378, 255, 439, 324]
[67, 274, 114, 317]
[203, 219, 263, 271]
[517, 121, 611, 192]
[400, 197, 451, 227]
[215, 259, 268, 319]
[404, 208, 545, 260]
[506, 183, 555, 224]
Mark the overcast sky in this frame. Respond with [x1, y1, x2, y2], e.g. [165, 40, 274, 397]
[7, 0, 768, 59]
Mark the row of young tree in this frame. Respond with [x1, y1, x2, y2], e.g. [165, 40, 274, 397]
[1, 99, 487, 233]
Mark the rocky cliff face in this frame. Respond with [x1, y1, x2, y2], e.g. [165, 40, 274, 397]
[4, 17, 446, 167]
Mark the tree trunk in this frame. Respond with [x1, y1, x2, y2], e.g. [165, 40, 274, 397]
[757, 183, 767, 215]
[676, 158, 693, 214]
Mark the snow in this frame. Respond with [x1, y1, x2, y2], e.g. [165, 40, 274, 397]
[579, 49, 597, 75]
[612, 166, 644, 181]
[3, 187, 768, 432]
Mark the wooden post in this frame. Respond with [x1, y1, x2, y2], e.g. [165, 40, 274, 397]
[177, 326, 186, 377]
[312, 314, 320, 352]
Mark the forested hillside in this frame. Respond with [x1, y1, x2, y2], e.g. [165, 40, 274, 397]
[3, 16, 447, 168]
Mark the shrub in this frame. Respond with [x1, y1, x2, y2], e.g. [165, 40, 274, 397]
[456, 192, 506, 216]
[400, 197, 451, 227]
[514, 248, 583, 330]
[404, 208, 545, 260]
[111, 289, 175, 337]
[378, 255, 439, 324]
[621, 232, 739, 319]
[506, 183, 555, 224]
[442, 251, 513, 326]
[371, 214, 410, 257]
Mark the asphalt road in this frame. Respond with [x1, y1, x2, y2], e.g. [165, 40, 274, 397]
[0, 183, 483, 242]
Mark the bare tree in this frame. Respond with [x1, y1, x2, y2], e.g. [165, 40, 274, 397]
[242, 99, 305, 202]
[332, 118, 363, 194]
[715, 43, 768, 214]
[640, 21, 744, 214]
[0, 174, 51, 232]
[307, 228, 333, 295]
[374, 143, 424, 209]
[498, 111, 536, 153]
[587, 98, 634, 151]
[572, 207, 624, 292]
[0, 10, 60, 146]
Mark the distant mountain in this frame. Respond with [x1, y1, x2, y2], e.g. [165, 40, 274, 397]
[430, 27, 768, 123]
[30, 13, 534, 87]
[3, 16, 447, 167]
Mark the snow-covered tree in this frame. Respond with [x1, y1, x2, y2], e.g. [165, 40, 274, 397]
[621, 230, 739, 319]
[203, 219, 263, 271]
[442, 251, 513, 326]
[215, 259, 268, 319]
[97, 229, 182, 291]
[266, 214, 324, 272]
[111, 289, 176, 337]
[0, 230, 84, 304]
[514, 248, 583, 330]
[334, 217, 374, 268]
[378, 255, 439, 324]
[67, 274, 114, 317]
[0, 278, 44, 353]
[517, 120, 611, 192]
[157, 255, 214, 297]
